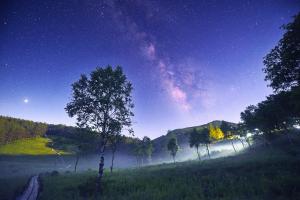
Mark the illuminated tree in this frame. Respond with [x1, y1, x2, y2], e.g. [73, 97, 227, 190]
[209, 124, 224, 141]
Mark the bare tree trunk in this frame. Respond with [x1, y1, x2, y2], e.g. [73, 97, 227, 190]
[74, 153, 79, 172]
[196, 146, 201, 161]
[110, 148, 116, 173]
[239, 139, 245, 148]
[97, 139, 107, 197]
[231, 140, 237, 153]
[205, 144, 210, 159]
[173, 155, 175, 163]
[246, 138, 252, 149]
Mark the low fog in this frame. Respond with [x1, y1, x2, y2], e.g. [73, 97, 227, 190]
[0, 139, 248, 179]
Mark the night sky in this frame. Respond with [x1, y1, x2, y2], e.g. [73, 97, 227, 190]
[0, 0, 299, 138]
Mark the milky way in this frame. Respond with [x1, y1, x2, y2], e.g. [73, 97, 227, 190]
[0, 0, 299, 138]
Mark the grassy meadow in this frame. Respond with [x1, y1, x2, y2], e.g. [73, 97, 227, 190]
[0, 137, 69, 155]
[38, 136, 300, 200]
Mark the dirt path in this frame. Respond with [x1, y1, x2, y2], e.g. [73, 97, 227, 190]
[17, 175, 39, 200]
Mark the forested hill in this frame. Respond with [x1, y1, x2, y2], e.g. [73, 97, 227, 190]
[152, 120, 237, 155]
[0, 116, 236, 154]
[0, 116, 48, 145]
[0, 116, 139, 154]
[0, 116, 96, 146]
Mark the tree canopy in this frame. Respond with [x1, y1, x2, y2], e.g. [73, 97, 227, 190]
[209, 124, 224, 141]
[65, 65, 134, 180]
[263, 13, 300, 92]
[0, 116, 47, 145]
[167, 137, 179, 163]
[189, 128, 202, 160]
[241, 13, 300, 142]
[65, 66, 134, 153]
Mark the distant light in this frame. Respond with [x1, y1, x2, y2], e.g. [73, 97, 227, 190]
[24, 98, 29, 104]
[254, 128, 259, 131]
[246, 133, 252, 137]
[294, 125, 300, 129]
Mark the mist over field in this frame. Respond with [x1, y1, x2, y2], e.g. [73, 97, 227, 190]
[0, 139, 245, 179]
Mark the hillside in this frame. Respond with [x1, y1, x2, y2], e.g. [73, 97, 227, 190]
[0, 116, 138, 156]
[0, 137, 69, 155]
[0, 116, 235, 157]
[152, 120, 237, 157]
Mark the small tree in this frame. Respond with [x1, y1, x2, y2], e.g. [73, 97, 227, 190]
[133, 138, 143, 167]
[74, 145, 81, 172]
[209, 124, 224, 141]
[200, 128, 211, 159]
[108, 134, 122, 173]
[237, 123, 252, 149]
[71, 129, 97, 173]
[167, 137, 179, 163]
[142, 136, 153, 164]
[220, 122, 237, 152]
[65, 66, 134, 188]
[189, 128, 202, 161]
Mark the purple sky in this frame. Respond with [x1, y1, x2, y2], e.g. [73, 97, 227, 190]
[0, 0, 299, 138]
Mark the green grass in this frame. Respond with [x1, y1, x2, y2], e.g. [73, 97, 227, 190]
[0, 137, 69, 155]
[39, 139, 300, 200]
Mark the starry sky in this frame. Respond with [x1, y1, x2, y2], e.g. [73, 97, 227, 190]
[0, 0, 299, 138]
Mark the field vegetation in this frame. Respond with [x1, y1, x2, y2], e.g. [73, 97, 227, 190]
[38, 135, 300, 200]
[0, 137, 68, 155]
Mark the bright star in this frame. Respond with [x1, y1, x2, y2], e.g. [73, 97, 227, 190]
[24, 98, 29, 104]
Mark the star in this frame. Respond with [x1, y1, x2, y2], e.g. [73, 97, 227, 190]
[23, 98, 29, 104]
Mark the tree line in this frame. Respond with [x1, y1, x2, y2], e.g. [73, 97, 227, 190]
[0, 116, 48, 145]
[240, 12, 300, 145]
[167, 122, 249, 162]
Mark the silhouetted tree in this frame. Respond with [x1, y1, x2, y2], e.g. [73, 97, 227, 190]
[220, 122, 237, 152]
[65, 66, 134, 189]
[236, 123, 250, 148]
[133, 139, 143, 167]
[200, 128, 211, 159]
[142, 136, 153, 164]
[109, 134, 122, 173]
[167, 137, 179, 163]
[189, 128, 202, 161]
[263, 12, 300, 92]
